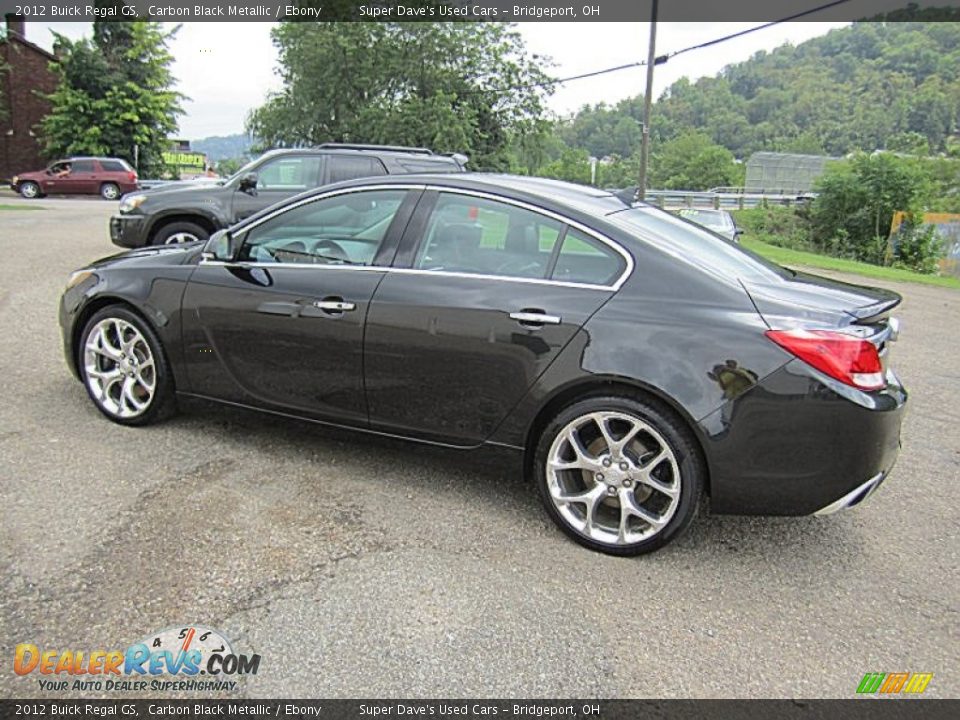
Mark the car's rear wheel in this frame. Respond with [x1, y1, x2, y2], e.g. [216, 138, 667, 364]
[534, 395, 703, 556]
[19, 181, 40, 199]
[100, 182, 120, 200]
[152, 221, 209, 245]
[79, 306, 176, 426]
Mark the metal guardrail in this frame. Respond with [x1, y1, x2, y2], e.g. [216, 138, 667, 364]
[644, 189, 816, 210]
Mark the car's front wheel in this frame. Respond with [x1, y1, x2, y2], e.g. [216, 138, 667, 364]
[152, 221, 209, 245]
[534, 395, 704, 556]
[100, 182, 120, 200]
[19, 181, 40, 199]
[79, 306, 176, 426]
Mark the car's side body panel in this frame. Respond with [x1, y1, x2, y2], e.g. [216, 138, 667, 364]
[61, 173, 907, 522]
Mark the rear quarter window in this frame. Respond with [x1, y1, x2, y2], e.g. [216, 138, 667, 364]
[397, 159, 460, 174]
[327, 155, 388, 183]
[551, 228, 626, 286]
[99, 160, 130, 172]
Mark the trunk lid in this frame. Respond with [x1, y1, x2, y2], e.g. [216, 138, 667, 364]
[741, 270, 901, 326]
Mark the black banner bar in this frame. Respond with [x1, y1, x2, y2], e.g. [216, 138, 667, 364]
[0, 700, 958, 720]
[1, 0, 959, 23]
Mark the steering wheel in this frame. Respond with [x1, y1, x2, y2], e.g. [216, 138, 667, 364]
[313, 239, 350, 263]
[496, 258, 542, 278]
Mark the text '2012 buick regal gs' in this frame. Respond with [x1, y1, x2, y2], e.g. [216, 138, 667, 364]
[60, 175, 906, 555]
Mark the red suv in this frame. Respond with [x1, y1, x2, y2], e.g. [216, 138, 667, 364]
[11, 157, 138, 200]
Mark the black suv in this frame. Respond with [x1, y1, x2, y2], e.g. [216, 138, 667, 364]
[110, 144, 467, 247]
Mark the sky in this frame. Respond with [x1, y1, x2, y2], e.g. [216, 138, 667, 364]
[25, 21, 850, 140]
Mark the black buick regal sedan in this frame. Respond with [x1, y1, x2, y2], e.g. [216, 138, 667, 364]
[60, 174, 906, 555]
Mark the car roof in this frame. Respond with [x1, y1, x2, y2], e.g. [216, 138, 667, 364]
[328, 172, 629, 215]
[256, 147, 461, 162]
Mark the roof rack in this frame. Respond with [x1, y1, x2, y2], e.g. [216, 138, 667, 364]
[317, 143, 434, 156]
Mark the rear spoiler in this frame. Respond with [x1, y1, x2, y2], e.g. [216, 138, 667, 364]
[849, 296, 902, 323]
[442, 152, 469, 168]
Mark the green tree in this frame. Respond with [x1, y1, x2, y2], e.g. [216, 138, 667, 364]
[649, 132, 740, 190]
[215, 157, 246, 177]
[811, 152, 931, 264]
[887, 131, 930, 155]
[41, 17, 183, 176]
[536, 146, 592, 184]
[248, 23, 551, 170]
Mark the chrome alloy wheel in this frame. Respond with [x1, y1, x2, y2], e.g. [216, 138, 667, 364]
[164, 231, 199, 244]
[546, 411, 682, 546]
[83, 318, 157, 418]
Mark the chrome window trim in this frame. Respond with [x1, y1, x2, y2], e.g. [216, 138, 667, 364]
[200, 182, 635, 291]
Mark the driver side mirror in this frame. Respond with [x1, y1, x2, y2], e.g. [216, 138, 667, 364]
[239, 172, 259, 195]
[200, 229, 239, 262]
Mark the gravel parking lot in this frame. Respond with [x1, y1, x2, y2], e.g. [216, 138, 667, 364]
[0, 193, 957, 699]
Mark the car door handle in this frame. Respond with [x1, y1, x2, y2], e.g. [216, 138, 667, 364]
[509, 311, 561, 326]
[313, 300, 356, 312]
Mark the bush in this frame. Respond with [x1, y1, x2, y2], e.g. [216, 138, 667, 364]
[732, 206, 813, 250]
[893, 221, 944, 274]
[810, 152, 930, 265]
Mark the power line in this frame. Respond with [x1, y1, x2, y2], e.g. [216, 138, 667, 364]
[480, 0, 856, 96]
[663, 0, 854, 61]
[480, 61, 647, 96]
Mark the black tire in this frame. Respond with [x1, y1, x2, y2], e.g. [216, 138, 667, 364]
[100, 182, 120, 200]
[78, 305, 177, 426]
[152, 221, 209, 246]
[19, 181, 41, 199]
[533, 394, 704, 556]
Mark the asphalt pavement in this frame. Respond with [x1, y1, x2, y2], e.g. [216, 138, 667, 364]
[0, 192, 957, 699]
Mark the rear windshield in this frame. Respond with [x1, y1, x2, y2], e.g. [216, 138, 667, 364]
[607, 206, 788, 283]
[674, 208, 732, 231]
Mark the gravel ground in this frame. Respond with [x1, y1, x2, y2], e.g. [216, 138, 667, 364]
[0, 193, 957, 699]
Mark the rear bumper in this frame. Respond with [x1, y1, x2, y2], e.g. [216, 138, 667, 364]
[110, 214, 148, 248]
[701, 359, 906, 516]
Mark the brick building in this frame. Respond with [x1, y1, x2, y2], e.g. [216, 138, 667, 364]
[0, 16, 58, 182]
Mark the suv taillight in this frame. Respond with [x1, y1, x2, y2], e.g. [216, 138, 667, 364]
[127, 171, 137, 183]
[765, 329, 884, 391]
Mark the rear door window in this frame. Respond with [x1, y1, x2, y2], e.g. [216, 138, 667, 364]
[414, 193, 563, 280]
[71, 160, 96, 173]
[256, 156, 321, 191]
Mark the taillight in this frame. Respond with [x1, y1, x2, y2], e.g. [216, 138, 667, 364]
[127, 171, 137, 183]
[765, 329, 885, 391]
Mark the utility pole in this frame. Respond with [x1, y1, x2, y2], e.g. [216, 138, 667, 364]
[638, 0, 658, 201]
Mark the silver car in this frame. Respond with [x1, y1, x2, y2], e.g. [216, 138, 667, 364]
[672, 208, 742, 243]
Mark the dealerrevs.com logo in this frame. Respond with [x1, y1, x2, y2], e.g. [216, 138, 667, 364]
[856, 672, 934, 696]
[14, 626, 260, 693]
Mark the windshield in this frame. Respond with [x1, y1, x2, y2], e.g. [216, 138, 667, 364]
[607, 205, 789, 284]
